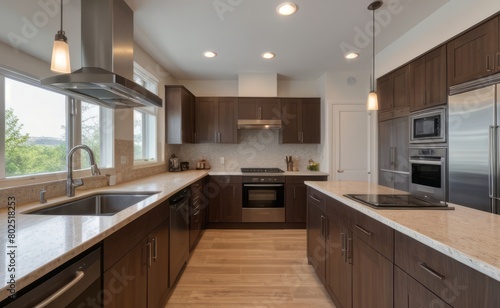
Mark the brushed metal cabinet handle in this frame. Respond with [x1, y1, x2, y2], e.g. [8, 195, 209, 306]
[309, 195, 321, 203]
[341, 233, 346, 259]
[152, 237, 157, 261]
[34, 271, 85, 308]
[418, 262, 445, 280]
[355, 224, 373, 236]
[486, 55, 492, 72]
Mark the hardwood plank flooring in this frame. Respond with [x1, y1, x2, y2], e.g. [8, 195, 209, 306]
[165, 229, 335, 307]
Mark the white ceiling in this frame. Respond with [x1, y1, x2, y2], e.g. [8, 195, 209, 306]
[0, 0, 449, 81]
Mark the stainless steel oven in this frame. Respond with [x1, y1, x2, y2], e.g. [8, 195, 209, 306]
[409, 147, 447, 202]
[242, 176, 285, 222]
[410, 107, 446, 144]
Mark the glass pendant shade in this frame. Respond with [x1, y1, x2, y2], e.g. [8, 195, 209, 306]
[367, 91, 378, 111]
[51, 35, 71, 74]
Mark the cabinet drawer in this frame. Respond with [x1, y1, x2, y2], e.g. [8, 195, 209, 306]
[351, 210, 394, 261]
[307, 187, 327, 212]
[395, 232, 500, 307]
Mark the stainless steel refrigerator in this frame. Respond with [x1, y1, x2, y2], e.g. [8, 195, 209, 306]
[448, 78, 500, 214]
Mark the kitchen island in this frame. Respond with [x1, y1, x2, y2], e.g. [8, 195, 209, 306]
[0, 170, 209, 302]
[305, 180, 500, 307]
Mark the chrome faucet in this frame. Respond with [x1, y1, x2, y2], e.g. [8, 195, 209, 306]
[67, 145, 101, 197]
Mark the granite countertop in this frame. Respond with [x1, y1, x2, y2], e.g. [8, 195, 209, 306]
[0, 170, 209, 301]
[305, 181, 500, 283]
[209, 171, 329, 176]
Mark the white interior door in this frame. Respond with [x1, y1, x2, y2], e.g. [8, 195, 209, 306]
[332, 105, 373, 181]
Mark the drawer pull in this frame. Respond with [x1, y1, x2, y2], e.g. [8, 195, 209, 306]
[355, 224, 373, 236]
[309, 195, 322, 203]
[418, 262, 445, 280]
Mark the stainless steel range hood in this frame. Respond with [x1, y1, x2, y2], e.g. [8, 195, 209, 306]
[237, 119, 282, 130]
[41, 0, 162, 109]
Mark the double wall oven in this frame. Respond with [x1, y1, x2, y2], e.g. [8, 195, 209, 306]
[241, 168, 285, 222]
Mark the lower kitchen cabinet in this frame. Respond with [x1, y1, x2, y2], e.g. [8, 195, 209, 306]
[190, 179, 207, 251]
[306, 188, 328, 283]
[286, 176, 327, 223]
[103, 203, 170, 308]
[207, 176, 242, 223]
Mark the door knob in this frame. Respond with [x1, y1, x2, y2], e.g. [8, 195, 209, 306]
[337, 169, 344, 173]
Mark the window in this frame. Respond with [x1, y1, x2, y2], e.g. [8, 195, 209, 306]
[133, 63, 159, 163]
[0, 71, 113, 181]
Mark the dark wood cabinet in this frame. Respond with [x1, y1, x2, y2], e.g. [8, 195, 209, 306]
[377, 65, 410, 121]
[165, 85, 195, 144]
[447, 16, 499, 86]
[207, 176, 242, 223]
[306, 188, 328, 284]
[285, 176, 327, 223]
[238, 97, 281, 120]
[410, 45, 447, 111]
[394, 266, 452, 308]
[103, 204, 170, 308]
[281, 98, 321, 144]
[190, 179, 207, 251]
[194, 97, 237, 143]
[395, 231, 500, 308]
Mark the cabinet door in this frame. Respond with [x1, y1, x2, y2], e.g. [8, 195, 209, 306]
[285, 183, 306, 223]
[181, 88, 195, 143]
[301, 98, 321, 143]
[307, 202, 326, 283]
[377, 75, 393, 112]
[104, 239, 148, 308]
[148, 221, 170, 308]
[217, 97, 238, 143]
[195, 97, 217, 143]
[410, 56, 426, 112]
[394, 266, 452, 308]
[393, 116, 409, 172]
[260, 98, 281, 119]
[425, 45, 447, 108]
[352, 235, 393, 308]
[378, 120, 392, 171]
[447, 17, 499, 86]
[238, 98, 259, 119]
[281, 98, 301, 143]
[392, 66, 410, 109]
[220, 183, 242, 222]
[326, 215, 352, 308]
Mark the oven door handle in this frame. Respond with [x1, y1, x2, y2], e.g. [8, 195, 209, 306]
[409, 159, 443, 166]
[243, 184, 284, 187]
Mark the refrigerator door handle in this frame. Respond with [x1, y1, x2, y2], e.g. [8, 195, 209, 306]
[489, 126, 495, 198]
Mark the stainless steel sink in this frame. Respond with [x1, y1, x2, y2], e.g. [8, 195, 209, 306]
[25, 192, 160, 216]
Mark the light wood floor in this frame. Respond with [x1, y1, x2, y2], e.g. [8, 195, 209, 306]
[165, 229, 335, 307]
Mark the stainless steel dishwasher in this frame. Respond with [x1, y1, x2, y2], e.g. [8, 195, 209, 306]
[1, 247, 101, 307]
[169, 187, 191, 287]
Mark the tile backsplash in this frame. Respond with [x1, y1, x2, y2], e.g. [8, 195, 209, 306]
[178, 130, 322, 172]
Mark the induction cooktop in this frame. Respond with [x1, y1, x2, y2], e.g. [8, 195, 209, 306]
[344, 194, 454, 210]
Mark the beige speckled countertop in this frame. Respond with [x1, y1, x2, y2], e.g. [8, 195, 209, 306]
[0, 170, 209, 301]
[305, 181, 500, 282]
[209, 171, 329, 176]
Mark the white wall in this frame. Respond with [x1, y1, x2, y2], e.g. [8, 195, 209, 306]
[377, 0, 500, 76]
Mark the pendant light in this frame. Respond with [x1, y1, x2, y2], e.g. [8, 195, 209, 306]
[50, 0, 71, 73]
[367, 1, 382, 111]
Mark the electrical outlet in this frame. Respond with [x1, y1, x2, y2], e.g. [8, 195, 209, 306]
[220, 157, 225, 165]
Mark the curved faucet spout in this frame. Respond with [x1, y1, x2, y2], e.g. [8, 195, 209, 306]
[67, 145, 101, 197]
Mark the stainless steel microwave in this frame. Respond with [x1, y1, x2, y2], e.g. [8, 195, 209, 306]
[409, 107, 446, 144]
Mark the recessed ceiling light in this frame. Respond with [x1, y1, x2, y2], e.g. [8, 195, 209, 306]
[203, 51, 217, 58]
[261, 52, 276, 59]
[277, 2, 297, 16]
[345, 52, 359, 59]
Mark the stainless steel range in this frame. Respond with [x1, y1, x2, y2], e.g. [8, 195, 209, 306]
[344, 194, 454, 210]
[241, 168, 285, 222]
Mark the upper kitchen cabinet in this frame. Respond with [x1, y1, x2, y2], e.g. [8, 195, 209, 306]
[377, 65, 411, 121]
[281, 98, 321, 144]
[165, 86, 195, 144]
[447, 16, 499, 86]
[194, 97, 238, 143]
[410, 45, 447, 112]
[238, 98, 281, 120]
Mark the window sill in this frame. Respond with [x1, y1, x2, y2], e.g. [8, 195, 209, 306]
[132, 160, 165, 170]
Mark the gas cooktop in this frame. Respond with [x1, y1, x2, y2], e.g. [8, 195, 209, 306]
[344, 194, 454, 210]
[241, 168, 284, 173]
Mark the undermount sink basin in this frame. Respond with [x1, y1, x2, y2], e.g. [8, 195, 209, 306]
[26, 192, 160, 216]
